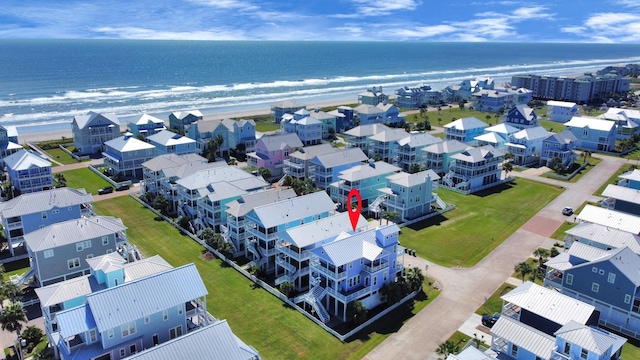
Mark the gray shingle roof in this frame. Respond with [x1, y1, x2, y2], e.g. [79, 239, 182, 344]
[24, 216, 126, 252]
[86, 263, 207, 333]
[251, 191, 336, 228]
[0, 187, 92, 218]
[126, 320, 260, 360]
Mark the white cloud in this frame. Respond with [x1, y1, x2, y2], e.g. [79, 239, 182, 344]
[387, 25, 457, 39]
[611, 0, 640, 7]
[564, 12, 640, 42]
[187, 0, 259, 11]
[348, 0, 420, 16]
[94, 27, 247, 40]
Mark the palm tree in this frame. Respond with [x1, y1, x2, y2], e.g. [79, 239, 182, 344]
[410, 163, 421, 174]
[346, 300, 368, 325]
[278, 282, 294, 297]
[514, 262, 533, 283]
[54, 173, 67, 188]
[485, 114, 492, 124]
[1, 281, 21, 305]
[0, 302, 27, 338]
[382, 211, 399, 225]
[533, 248, 550, 265]
[436, 340, 459, 358]
[405, 266, 424, 292]
[502, 161, 513, 178]
[504, 152, 514, 162]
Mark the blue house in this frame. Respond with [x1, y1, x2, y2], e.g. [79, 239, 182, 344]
[358, 86, 389, 106]
[563, 116, 616, 152]
[394, 84, 442, 108]
[326, 106, 355, 133]
[504, 126, 549, 166]
[422, 139, 468, 175]
[504, 104, 539, 130]
[296, 224, 403, 323]
[186, 118, 232, 157]
[280, 110, 323, 146]
[270, 99, 305, 124]
[103, 134, 156, 179]
[128, 114, 166, 137]
[0, 125, 22, 164]
[540, 130, 578, 170]
[618, 168, 640, 190]
[0, 188, 94, 257]
[329, 160, 401, 212]
[354, 103, 404, 127]
[444, 117, 489, 144]
[310, 148, 368, 189]
[3, 149, 53, 194]
[146, 130, 197, 156]
[396, 132, 442, 172]
[601, 183, 640, 216]
[377, 170, 443, 222]
[72, 112, 120, 155]
[168, 110, 203, 132]
[442, 145, 504, 193]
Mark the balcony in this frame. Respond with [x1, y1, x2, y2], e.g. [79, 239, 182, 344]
[544, 271, 563, 288]
[326, 285, 372, 303]
[6, 220, 22, 230]
[363, 261, 389, 273]
[283, 159, 305, 170]
[311, 260, 347, 280]
[550, 350, 571, 360]
[277, 244, 311, 261]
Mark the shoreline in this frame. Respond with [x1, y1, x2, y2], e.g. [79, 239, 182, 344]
[18, 97, 356, 144]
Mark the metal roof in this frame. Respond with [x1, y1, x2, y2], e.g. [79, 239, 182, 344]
[397, 132, 442, 148]
[147, 130, 196, 146]
[86, 253, 126, 274]
[311, 148, 368, 168]
[225, 189, 297, 218]
[547, 100, 578, 108]
[444, 117, 488, 130]
[555, 321, 626, 356]
[312, 228, 384, 266]
[251, 191, 336, 228]
[282, 212, 368, 248]
[545, 130, 577, 145]
[35, 275, 94, 307]
[289, 143, 335, 160]
[619, 169, 640, 182]
[576, 204, 640, 234]
[368, 128, 409, 143]
[258, 133, 303, 152]
[0, 187, 92, 218]
[126, 320, 260, 360]
[603, 184, 640, 205]
[386, 169, 440, 187]
[3, 149, 51, 171]
[123, 255, 174, 282]
[176, 165, 257, 190]
[86, 263, 207, 333]
[142, 153, 199, 172]
[73, 111, 119, 130]
[444, 346, 494, 360]
[566, 224, 640, 254]
[271, 99, 305, 108]
[491, 316, 556, 359]
[570, 246, 640, 287]
[167, 160, 226, 180]
[474, 132, 505, 144]
[511, 126, 549, 141]
[130, 113, 165, 126]
[170, 110, 203, 119]
[564, 116, 615, 132]
[56, 303, 97, 339]
[344, 124, 391, 137]
[452, 145, 504, 163]
[24, 216, 126, 252]
[422, 139, 468, 154]
[203, 181, 248, 202]
[104, 135, 155, 152]
[338, 161, 401, 182]
[501, 281, 595, 326]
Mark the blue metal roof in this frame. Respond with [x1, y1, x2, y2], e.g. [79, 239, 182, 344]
[56, 303, 96, 339]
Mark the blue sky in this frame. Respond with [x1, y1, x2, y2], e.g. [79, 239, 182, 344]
[1, 0, 640, 42]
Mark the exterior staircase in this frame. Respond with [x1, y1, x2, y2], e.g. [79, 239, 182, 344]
[369, 195, 387, 213]
[435, 194, 447, 210]
[275, 255, 298, 285]
[278, 175, 288, 186]
[295, 285, 330, 323]
[442, 176, 454, 187]
[10, 267, 36, 286]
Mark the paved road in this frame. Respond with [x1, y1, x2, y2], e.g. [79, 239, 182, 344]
[364, 154, 628, 360]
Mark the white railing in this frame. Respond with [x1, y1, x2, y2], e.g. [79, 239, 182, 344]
[325, 286, 371, 303]
[363, 262, 389, 273]
[311, 262, 347, 280]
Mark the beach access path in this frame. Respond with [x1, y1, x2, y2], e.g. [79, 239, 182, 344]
[364, 153, 627, 360]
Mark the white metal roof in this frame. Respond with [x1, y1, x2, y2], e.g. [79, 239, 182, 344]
[73, 111, 119, 130]
[485, 123, 520, 135]
[511, 126, 549, 141]
[619, 169, 640, 182]
[368, 128, 409, 143]
[35, 275, 94, 307]
[289, 143, 335, 160]
[282, 212, 368, 248]
[312, 147, 368, 168]
[386, 169, 440, 187]
[130, 113, 165, 126]
[490, 316, 556, 359]
[24, 216, 126, 252]
[576, 204, 640, 234]
[3, 149, 51, 171]
[123, 255, 174, 282]
[338, 161, 401, 182]
[251, 191, 336, 228]
[56, 302, 96, 339]
[344, 123, 391, 137]
[312, 228, 385, 266]
[564, 116, 615, 132]
[444, 117, 488, 130]
[0, 187, 92, 218]
[474, 132, 505, 144]
[397, 132, 442, 148]
[555, 321, 626, 356]
[422, 139, 468, 154]
[176, 165, 256, 190]
[147, 130, 196, 147]
[452, 145, 503, 163]
[501, 281, 595, 326]
[104, 135, 155, 152]
[603, 184, 640, 205]
[566, 223, 640, 254]
[547, 100, 578, 108]
[86, 252, 126, 274]
[225, 189, 297, 218]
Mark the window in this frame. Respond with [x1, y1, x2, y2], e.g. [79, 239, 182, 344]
[44, 249, 54, 258]
[592, 267, 598, 273]
[580, 348, 588, 359]
[121, 321, 136, 337]
[68, 258, 80, 269]
[566, 273, 573, 285]
[625, 294, 632, 304]
[169, 325, 183, 339]
[52, 209, 60, 214]
[144, 316, 150, 324]
[86, 254, 93, 259]
[564, 343, 570, 354]
[89, 329, 96, 343]
[120, 349, 125, 357]
[592, 282, 599, 293]
[511, 344, 518, 357]
[373, 276, 377, 286]
[599, 269, 604, 275]
[608, 273, 616, 284]
[177, 305, 183, 315]
[130, 344, 136, 354]
[41, 212, 47, 219]
[163, 310, 168, 321]
[102, 236, 109, 246]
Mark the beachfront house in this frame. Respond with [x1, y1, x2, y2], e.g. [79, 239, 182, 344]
[281, 109, 323, 146]
[168, 110, 203, 132]
[471, 88, 532, 113]
[310, 147, 369, 190]
[244, 191, 336, 274]
[128, 114, 166, 137]
[271, 99, 306, 124]
[394, 84, 442, 108]
[563, 116, 616, 152]
[504, 104, 539, 130]
[504, 126, 549, 166]
[175, 165, 268, 233]
[422, 139, 468, 175]
[358, 86, 389, 106]
[441, 145, 505, 193]
[53, 263, 216, 360]
[329, 160, 401, 213]
[396, 132, 442, 172]
[283, 143, 335, 180]
[540, 130, 578, 170]
[0, 188, 94, 257]
[275, 212, 369, 291]
[0, 125, 22, 164]
[295, 224, 403, 323]
[72, 111, 120, 155]
[246, 133, 303, 179]
[544, 242, 640, 340]
[146, 130, 197, 156]
[224, 189, 298, 258]
[3, 149, 53, 194]
[490, 281, 625, 360]
[547, 100, 580, 123]
[442, 77, 495, 102]
[103, 133, 156, 179]
[24, 216, 128, 287]
[354, 103, 404, 127]
[444, 117, 488, 144]
[376, 170, 443, 223]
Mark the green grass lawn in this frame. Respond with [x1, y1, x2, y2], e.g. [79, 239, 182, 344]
[541, 157, 602, 183]
[255, 120, 281, 132]
[399, 179, 563, 267]
[60, 168, 112, 194]
[475, 283, 516, 316]
[407, 107, 498, 127]
[94, 196, 439, 360]
[43, 147, 80, 165]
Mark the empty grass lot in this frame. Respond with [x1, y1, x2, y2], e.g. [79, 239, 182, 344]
[94, 196, 438, 360]
[43, 147, 80, 165]
[399, 179, 563, 268]
[60, 168, 112, 194]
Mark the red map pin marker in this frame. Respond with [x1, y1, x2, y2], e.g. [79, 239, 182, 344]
[347, 188, 362, 231]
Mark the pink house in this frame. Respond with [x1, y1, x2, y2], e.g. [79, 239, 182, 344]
[247, 133, 303, 178]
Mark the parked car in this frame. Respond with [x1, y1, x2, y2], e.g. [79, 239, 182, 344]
[562, 206, 574, 216]
[116, 184, 130, 191]
[482, 313, 500, 328]
[98, 186, 114, 195]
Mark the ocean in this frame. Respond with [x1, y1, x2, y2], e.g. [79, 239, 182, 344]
[2, 40, 640, 134]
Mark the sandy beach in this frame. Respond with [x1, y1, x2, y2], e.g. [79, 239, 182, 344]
[18, 98, 356, 144]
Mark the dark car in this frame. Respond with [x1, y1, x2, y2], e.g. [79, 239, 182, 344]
[116, 184, 130, 191]
[481, 313, 500, 328]
[98, 186, 114, 195]
[562, 206, 574, 216]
